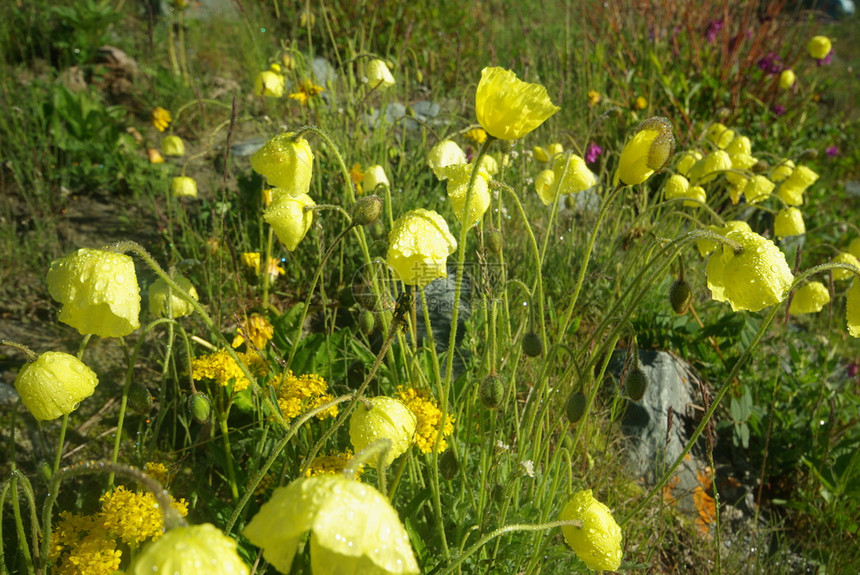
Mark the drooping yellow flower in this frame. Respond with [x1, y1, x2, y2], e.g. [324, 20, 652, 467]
[349, 396, 417, 467]
[264, 192, 315, 251]
[832, 252, 860, 281]
[364, 164, 390, 192]
[254, 67, 285, 98]
[395, 386, 454, 453]
[47, 248, 141, 338]
[444, 163, 491, 227]
[549, 153, 597, 197]
[244, 475, 419, 575]
[366, 59, 395, 89]
[776, 165, 818, 206]
[847, 280, 860, 337]
[387, 209, 457, 287]
[743, 175, 775, 204]
[706, 229, 794, 312]
[534, 169, 557, 205]
[789, 282, 830, 315]
[696, 220, 751, 257]
[232, 313, 274, 350]
[250, 133, 314, 195]
[128, 524, 248, 575]
[427, 140, 467, 180]
[615, 116, 674, 186]
[774, 207, 806, 239]
[807, 35, 832, 59]
[274, 371, 338, 421]
[706, 123, 735, 149]
[675, 150, 702, 176]
[771, 159, 795, 182]
[99, 485, 188, 545]
[170, 176, 198, 198]
[688, 150, 732, 185]
[475, 66, 560, 140]
[560, 489, 623, 571]
[152, 107, 171, 132]
[849, 237, 860, 260]
[14, 352, 98, 421]
[779, 69, 796, 90]
[161, 135, 185, 157]
[725, 135, 752, 156]
[148, 274, 198, 318]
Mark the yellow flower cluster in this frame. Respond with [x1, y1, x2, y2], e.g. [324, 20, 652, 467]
[305, 449, 363, 479]
[144, 462, 170, 486]
[99, 485, 189, 545]
[395, 386, 454, 453]
[152, 107, 171, 132]
[274, 371, 338, 420]
[56, 532, 122, 575]
[464, 128, 488, 144]
[190, 349, 266, 392]
[231, 313, 275, 350]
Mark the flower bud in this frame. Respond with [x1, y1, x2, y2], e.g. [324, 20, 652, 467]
[352, 195, 383, 227]
[127, 381, 153, 414]
[560, 489, 623, 571]
[349, 396, 417, 467]
[479, 374, 506, 409]
[148, 275, 199, 318]
[358, 310, 376, 335]
[522, 332, 543, 357]
[669, 278, 693, 315]
[797, 148, 819, 161]
[14, 352, 99, 421]
[162, 135, 186, 157]
[439, 449, 459, 481]
[187, 393, 211, 424]
[565, 391, 587, 423]
[625, 364, 649, 401]
[485, 229, 503, 255]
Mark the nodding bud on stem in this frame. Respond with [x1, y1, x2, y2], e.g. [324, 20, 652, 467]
[352, 195, 384, 227]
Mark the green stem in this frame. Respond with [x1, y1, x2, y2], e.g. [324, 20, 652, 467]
[9, 474, 34, 575]
[51, 415, 69, 484]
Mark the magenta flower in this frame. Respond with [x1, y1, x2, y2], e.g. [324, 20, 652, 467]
[585, 142, 603, 165]
[826, 145, 839, 157]
[816, 51, 833, 66]
[773, 104, 786, 116]
[757, 52, 783, 75]
[705, 20, 724, 44]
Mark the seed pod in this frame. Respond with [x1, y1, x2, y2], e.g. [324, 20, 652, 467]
[439, 449, 459, 481]
[522, 332, 543, 357]
[352, 195, 383, 227]
[752, 159, 769, 173]
[669, 278, 693, 315]
[479, 374, 506, 409]
[187, 393, 211, 424]
[359, 310, 376, 335]
[485, 229, 503, 255]
[624, 365, 649, 401]
[127, 381, 153, 414]
[797, 148, 818, 161]
[565, 391, 587, 423]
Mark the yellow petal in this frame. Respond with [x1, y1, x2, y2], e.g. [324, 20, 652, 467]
[475, 67, 560, 140]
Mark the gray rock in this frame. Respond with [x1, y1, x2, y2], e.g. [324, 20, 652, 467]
[0, 383, 19, 406]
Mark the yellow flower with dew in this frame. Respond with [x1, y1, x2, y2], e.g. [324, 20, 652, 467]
[730, 152, 758, 172]
[264, 192, 315, 251]
[688, 150, 731, 185]
[465, 128, 488, 145]
[832, 252, 860, 281]
[634, 95, 647, 110]
[427, 140, 467, 180]
[776, 165, 818, 206]
[364, 164, 390, 192]
[148, 274, 198, 319]
[152, 107, 171, 132]
[475, 66, 560, 140]
[244, 475, 419, 575]
[161, 135, 185, 157]
[789, 282, 830, 315]
[395, 386, 454, 453]
[535, 169, 556, 205]
[706, 123, 735, 149]
[128, 524, 249, 575]
[350, 162, 366, 194]
[587, 90, 601, 107]
[779, 69, 796, 90]
[774, 207, 806, 239]
[387, 209, 457, 287]
[47, 248, 141, 338]
[366, 59, 395, 89]
[14, 351, 98, 421]
[847, 237, 860, 260]
[615, 116, 675, 186]
[99, 485, 188, 545]
[725, 135, 752, 156]
[706, 228, 794, 312]
[807, 35, 832, 59]
[232, 312, 274, 350]
[349, 396, 417, 467]
[664, 174, 705, 207]
[250, 133, 314, 195]
[289, 78, 324, 105]
[548, 153, 597, 198]
[254, 65, 285, 98]
[305, 450, 364, 480]
[274, 371, 338, 421]
[771, 159, 795, 181]
[546, 142, 564, 158]
[743, 175, 775, 204]
[696, 220, 751, 257]
[477, 154, 499, 176]
[560, 489, 623, 571]
[675, 150, 702, 176]
[190, 349, 266, 392]
[171, 176, 198, 198]
[443, 163, 491, 227]
[847, 280, 860, 337]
